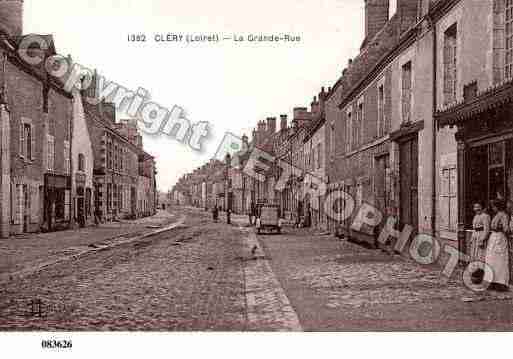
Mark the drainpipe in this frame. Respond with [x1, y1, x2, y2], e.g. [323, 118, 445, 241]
[430, 13, 438, 239]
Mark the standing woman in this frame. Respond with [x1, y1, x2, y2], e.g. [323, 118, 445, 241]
[485, 199, 511, 291]
[470, 202, 490, 283]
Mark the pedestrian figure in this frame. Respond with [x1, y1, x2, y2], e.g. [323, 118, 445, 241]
[306, 207, 312, 228]
[227, 208, 231, 225]
[470, 202, 490, 284]
[249, 202, 255, 226]
[212, 205, 219, 223]
[484, 199, 510, 291]
[94, 208, 102, 226]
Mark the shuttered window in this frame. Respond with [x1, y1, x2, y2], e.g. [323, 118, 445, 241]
[346, 109, 352, 152]
[440, 167, 458, 232]
[47, 135, 55, 171]
[401, 61, 412, 123]
[19, 123, 25, 158]
[19, 119, 35, 160]
[64, 141, 70, 174]
[506, 0, 513, 79]
[377, 83, 385, 138]
[443, 24, 457, 105]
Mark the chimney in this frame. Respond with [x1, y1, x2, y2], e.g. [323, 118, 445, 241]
[280, 114, 287, 131]
[293, 107, 311, 128]
[319, 87, 328, 115]
[266, 117, 276, 135]
[0, 0, 23, 38]
[364, 0, 389, 41]
[397, 0, 419, 32]
[311, 96, 319, 115]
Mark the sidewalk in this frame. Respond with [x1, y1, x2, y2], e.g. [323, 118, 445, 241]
[256, 228, 513, 330]
[0, 210, 177, 280]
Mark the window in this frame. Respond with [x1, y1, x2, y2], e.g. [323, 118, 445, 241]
[330, 123, 335, 158]
[24, 124, 31, 159]
[47, 134, 55, 171]
[78, 153, 85, 171]
[353, 99, 364, 149]
[120, 148, 124, 172]
[443, 24, 457, 105]
[118, 185, 123, 211]
[114, 144, 118, 171]
[506, 0, 513, 79]
[107, 139, 113, 169]
[440, 167, 457, 232]
[377, 83, 385, 137]
[107, 183, 112, 211]
[346, 109, 352, 152]
[20, 121, 34, 160]
[317, 143, 322, 170]
[401, 61, 412, 123]
[64, 141, 70, 174]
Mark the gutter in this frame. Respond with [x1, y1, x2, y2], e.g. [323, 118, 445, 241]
[430, 14, 438, 238]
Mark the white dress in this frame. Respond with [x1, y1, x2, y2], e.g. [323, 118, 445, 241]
[485, 212, 510, 286]
[470, 213, 490, 262]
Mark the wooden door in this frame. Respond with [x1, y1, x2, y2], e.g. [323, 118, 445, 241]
[399, 136, 418, 230]
[374, 155, 390, 213]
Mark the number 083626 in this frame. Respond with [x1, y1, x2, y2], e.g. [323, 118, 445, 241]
[41, 340, 72, 349]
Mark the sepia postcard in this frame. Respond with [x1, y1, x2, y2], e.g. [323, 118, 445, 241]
[0, 0, 512, 357]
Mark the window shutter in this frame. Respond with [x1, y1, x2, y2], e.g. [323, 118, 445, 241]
[64, 190, 70, 221]
[16, 185, 22, 225]
[11, 183, 16, 224]
[19, 123, 25, 158]
[30, 124, 36, 160]
[30, 185, 38, 224]
[64, 141, 70, 174]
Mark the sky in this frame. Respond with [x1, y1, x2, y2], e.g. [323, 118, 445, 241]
[24, 0, 367, 192]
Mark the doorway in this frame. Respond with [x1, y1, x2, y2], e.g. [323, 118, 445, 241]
[399, 136, 419, 230]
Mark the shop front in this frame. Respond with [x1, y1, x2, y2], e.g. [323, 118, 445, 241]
[44, 173, 71, 232]
[436, 81, 513, 265]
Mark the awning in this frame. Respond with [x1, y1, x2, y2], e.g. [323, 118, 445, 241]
[435, 80, 513, 127]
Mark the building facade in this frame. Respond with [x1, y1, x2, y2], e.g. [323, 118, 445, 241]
[0, 21, 74, 237]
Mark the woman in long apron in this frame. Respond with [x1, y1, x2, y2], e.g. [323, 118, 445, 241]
[470, 202, 490, 283]
[484, 200, 510, 292]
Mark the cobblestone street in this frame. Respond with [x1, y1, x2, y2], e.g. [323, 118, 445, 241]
[258, 228, 513, 331]
[1, 206, 512, 331]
